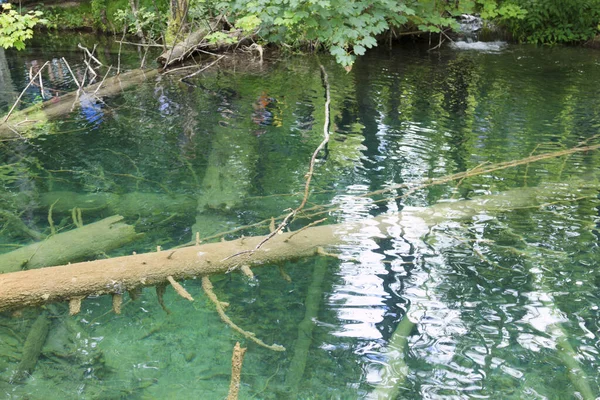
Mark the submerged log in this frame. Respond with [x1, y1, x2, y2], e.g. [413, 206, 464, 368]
[0, 181, 593, 313]
[10, 312, 51, 383]
[285, 257, 328, 394]
[40, 191, 196, 217]
[0, 215, 141, 274]
[0, 218, 345, 313]
[0, 68, 159, 138]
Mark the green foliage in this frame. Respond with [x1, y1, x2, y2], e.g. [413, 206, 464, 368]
[40, 1, 167, 34]
[235, 14, 261, 33]
[41, 3, 92, 30]
[114, 6, 166, 39]
[0, 3, 46, 50]
[501, 0, 600, 44]
[205, 31, 236, 44]
[472, 0, 527, 20]
[209, 0, 471, 66]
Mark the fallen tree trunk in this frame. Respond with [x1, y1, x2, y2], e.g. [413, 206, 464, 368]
[0, 68, 159, 138]
[158, 28, 209, 67]
[0, 218, 345, 313]
[0, 215, 141, 274]
[158, 26, 248, 67]
[0, 181, 594, 313]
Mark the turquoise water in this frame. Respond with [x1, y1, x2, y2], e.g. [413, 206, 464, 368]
[1, 35, 600, 399]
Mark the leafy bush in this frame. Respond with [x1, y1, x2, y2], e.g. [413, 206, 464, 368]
[211, 0, 472, 67]
[40, 3, 92, 30]
[0, 3, 46, 50]
[502, 0, 600, 44]
[114, 6, 166, 40]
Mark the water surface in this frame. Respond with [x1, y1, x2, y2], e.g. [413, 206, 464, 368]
[0, 35, 599, 399]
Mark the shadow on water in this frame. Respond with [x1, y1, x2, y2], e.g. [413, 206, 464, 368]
[1, 34, 600, 398]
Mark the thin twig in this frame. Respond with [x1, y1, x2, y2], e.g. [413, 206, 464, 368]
[93, 66, 113, 96]
[162, 64, 201, 74]
[116, 40, 165, 48]
[83, 59, 98, 83]
[61, 57, 81, 89]
[224, 64, 331, 261]
[140, 42, 150, 69]
[38, 70, 45, 100]
[3, 61, 50, 123]
[284, 218, 327, 242]
[78, 43, 104, 66]
[117, 26, 126, 75]
[227, 342, 247, 400]
[180, 55, 225, 80]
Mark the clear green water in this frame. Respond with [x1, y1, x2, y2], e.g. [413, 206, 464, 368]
[1, 35, 600, 399]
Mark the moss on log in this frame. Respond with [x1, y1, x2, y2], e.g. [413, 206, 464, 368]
[0, 215, 141, 274]
[0, 69, 159, 138]
[158, 28, 209, 67]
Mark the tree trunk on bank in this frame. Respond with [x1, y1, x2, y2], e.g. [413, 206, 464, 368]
[0, 49, 17, 110]
[0, 181, 593, 313]
[0, 68, 159, 138]
[166, 0, 189, 44]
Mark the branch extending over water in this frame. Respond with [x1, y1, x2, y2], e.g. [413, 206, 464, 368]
[224, 64, 332, 262]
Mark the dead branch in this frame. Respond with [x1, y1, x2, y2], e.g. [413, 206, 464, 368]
[167, 276, 194, 301]
[180, 55, 225, 80]
[227, 342, 247, 400]
[225, 64, 332, 261]
[202, 277, 285, 352]
[3, 61, 49, 123]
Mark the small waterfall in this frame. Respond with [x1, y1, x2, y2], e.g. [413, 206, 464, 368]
[458, 14, 483, 41]
[452, 14, 506, 51]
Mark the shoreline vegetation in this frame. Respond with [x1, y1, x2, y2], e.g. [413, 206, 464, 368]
[3, 0, 600, 69]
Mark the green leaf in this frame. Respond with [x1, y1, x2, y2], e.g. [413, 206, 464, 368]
[353, 44, 366, 55]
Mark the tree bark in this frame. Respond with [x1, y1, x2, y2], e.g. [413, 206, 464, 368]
[0, 49, 17, 110]
[166, 0, 189, 44]
[158, 27, 209, 66]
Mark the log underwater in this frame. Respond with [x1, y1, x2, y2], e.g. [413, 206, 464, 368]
[0, 180, 594, 313]
[0, 215, 141, 274]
